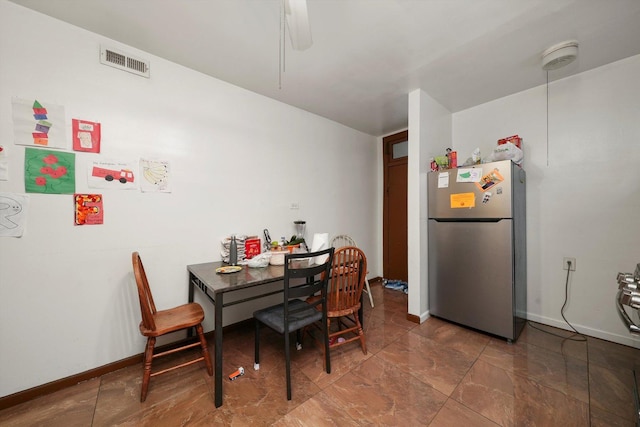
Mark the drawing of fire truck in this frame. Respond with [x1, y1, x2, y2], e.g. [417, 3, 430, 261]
[92, 166, 134, 184]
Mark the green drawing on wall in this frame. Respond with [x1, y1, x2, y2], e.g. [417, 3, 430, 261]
[24, 147, 75, 194]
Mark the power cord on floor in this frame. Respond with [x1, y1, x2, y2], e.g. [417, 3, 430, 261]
[528, 260, 592, 417]
[528, 260, 587, 342]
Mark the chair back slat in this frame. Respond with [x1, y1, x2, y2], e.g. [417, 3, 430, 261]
[327, 246, 367, 312]
[132, 252, 157, 332]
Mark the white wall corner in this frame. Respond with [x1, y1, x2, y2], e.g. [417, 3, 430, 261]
[407, 89, 452, 321]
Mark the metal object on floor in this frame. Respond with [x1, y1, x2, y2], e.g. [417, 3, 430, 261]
[615, 263, 640, 425]
[616, 264, 640, 334]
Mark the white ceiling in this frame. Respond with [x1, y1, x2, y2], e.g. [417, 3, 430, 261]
[9, 0, 640, 137]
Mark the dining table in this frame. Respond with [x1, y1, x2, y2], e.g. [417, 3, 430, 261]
[187, 261, 287, 407]
[187, 258, 365, 408]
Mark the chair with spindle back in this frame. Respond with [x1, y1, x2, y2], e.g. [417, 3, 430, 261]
[132, 252, 213, 402]
[308, 246, 368, 355]
[330, 234, 374, 308]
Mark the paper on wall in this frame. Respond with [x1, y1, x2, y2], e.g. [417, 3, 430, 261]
[0, 192, 29, 237]
[0, 145, 7, 181]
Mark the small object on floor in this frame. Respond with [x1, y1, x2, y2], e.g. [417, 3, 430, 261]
[329, 337, 347, 345]
[228, 366, 245, 381]
[384, 279, 408, 293]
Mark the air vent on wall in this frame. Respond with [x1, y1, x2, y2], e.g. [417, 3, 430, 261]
[100, 46, 150, 78]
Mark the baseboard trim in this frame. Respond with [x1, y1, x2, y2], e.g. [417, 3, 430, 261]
[0, 353, 142, 411]
[406, 313, 421, 323]
[525, 313, 640, 349]
[0, 321, 252, 411]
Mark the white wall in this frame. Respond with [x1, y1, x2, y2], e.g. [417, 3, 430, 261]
[0, 1, 378, 398]
[407, 90, 451, 321]
[452, 55, 640, 348]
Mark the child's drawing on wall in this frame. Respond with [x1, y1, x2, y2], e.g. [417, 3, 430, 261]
[0, 193, 29, 237]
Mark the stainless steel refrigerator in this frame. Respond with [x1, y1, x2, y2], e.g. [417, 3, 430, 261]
[427, 159, 526, 341]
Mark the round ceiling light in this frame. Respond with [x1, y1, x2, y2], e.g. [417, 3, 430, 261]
[542, 40, 579, 71]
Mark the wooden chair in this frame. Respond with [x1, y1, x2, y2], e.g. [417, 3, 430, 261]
[330, 234, 374, 308]
[132, 252, 213, 402]
[253, 247, 334, 400]
[308, 246, 368, 355]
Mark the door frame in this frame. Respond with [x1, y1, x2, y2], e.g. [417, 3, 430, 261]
[382, 130, 408, 282]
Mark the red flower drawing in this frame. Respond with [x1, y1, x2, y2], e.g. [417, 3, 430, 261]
[52, 166, 67, 178]
[35, 176, 47, 186]
[43, 154, 58, 164]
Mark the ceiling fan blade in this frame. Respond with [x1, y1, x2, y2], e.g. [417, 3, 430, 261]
[285, 0, 312, 51]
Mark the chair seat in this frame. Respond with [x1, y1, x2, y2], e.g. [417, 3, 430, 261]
[140, 303, 205, 337]
[254, 299, 323, 334]
[307, 295, 360, 317]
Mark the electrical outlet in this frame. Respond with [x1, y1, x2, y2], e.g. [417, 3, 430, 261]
[563, 257, 576, 271]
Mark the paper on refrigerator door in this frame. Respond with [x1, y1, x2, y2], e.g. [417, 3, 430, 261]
[450, 192, 475, 209]
[438, 172, 449, 188]
[456, 168, 481, 183]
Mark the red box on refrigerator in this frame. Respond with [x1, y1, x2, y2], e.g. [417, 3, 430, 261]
[498, 135, 522, 149]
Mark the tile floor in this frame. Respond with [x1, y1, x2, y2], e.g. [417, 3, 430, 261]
[1, 282, 639, 426]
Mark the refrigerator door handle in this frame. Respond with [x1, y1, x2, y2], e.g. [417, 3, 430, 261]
[431, 218, 505, 223]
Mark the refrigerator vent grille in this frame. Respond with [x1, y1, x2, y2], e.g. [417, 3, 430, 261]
[100, 46, 150, 78]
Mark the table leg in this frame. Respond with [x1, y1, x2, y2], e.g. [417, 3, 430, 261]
[214, 292, 223, 407]
[187, 273, 195, 338]
[188, 273, 195, 303]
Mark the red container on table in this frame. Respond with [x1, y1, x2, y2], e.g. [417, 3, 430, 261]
[244, 237, 261, 259]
